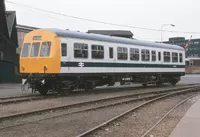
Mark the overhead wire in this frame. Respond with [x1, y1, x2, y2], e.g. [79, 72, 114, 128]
[5, 0, 200, 34]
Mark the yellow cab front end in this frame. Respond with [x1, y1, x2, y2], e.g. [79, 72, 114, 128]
[20, 29, 61, 76]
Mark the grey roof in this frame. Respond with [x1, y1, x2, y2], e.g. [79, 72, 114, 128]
[16, 24, 38, 32]
[45, 28, 184, 51]
[5, 11, 16, 37]
[87, 30, 133, 38]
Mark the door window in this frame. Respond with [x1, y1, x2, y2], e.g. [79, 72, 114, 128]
[61, 43, 67, 56]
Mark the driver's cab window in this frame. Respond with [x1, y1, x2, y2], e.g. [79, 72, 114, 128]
[61, 43, 67, 56]
[40, 42, 51, 57]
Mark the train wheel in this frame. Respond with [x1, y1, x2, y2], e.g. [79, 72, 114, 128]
[156, 81, 162, 87]
[170, 80, 177, 86]
[38, 85, 48, 95]
[108, 76, 116, 86]
[120, 80, 125, 85]
[142, 84, 147, 87]
[69, 86, 75, 91]
[84, 82, 95, 92]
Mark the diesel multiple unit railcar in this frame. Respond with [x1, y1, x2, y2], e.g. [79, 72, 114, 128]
[20, 28, 185, 95]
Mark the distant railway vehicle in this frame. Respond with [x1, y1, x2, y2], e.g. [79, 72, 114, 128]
[20, 29, 185, 95]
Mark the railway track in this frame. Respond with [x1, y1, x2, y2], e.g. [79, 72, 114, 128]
[140, 94, 197, 137]
[0, 96, 47, 105]
[76, 87, 200, 137]
[0, 92, 162, 130]
[0, 85, 199, 132]
[0, 84, 198, 105]
[0, 85, 198, 121]
[0, 85, 155, 105]
[0, 88, 170, 122]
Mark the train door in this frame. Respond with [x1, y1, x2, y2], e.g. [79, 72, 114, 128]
[158, 51, 162, 64]
[60, 38, 70, 71]
[108, 47, 114, 73]
[109, 47, 114, 61]
[108, 46, 116, 86]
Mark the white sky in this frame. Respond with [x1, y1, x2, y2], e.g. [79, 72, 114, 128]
[5, 0, 200, 41]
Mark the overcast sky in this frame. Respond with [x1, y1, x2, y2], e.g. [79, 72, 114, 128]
[5, 0, 200, 41]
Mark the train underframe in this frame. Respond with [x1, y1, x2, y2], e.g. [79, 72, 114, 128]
[21, 73, 184, 95]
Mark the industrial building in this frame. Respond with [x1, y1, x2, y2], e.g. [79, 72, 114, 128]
[164, 37, 200, 73]
[0, 0, 37, 83]
[16, 24, 38, 54]
[87, 30, 134, 38]
[0, 0, 18, 83]
[164, 37, 200, 57]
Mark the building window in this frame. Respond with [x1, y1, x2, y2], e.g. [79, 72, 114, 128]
[130, 48, 139, 61]
[92, 45, 104, 59]
[151, 50, 156, 61]
[164, 51, 170, 62]
[30, 42, 40, 57]
[179, 53, 183, 63]
[172, 52, 178, 62]
[61, 43, 67, 56]
[117, 47, 128, 60]
[141, 49, 150, 61]
[109, 47, 113, 59]
[40, 42, 51, 57]
[21, 43, 31, 57]
[74, 43, 88, 58]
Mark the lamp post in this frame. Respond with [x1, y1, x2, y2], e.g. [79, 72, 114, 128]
[161, 24, 175, 42]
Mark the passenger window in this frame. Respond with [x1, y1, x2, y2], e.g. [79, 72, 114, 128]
[40, 42, 51, 57]
[164, 51, 170, 62]
[21, 43, 30, 57]
[61, 43, 67, 56]
[74, 43, 88, 58]
[141, 49, 150, 61]
[151, 50, 156, 61]
[92, 45, 104, 59]
[172, 52, 178, 62]
[158, 52, 161, 61]
[179, 53, 183, 63]
[30, 42, 40, 57]
[109, 47, 113, 59]
[117, 47, 128, 60]
[130, 48, 139, 61]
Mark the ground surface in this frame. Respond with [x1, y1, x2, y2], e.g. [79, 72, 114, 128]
[0, 74, 199, 137]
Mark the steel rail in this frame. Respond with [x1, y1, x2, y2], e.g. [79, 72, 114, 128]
[0, 96, 47, 105]
[0, 95, 40, 100]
